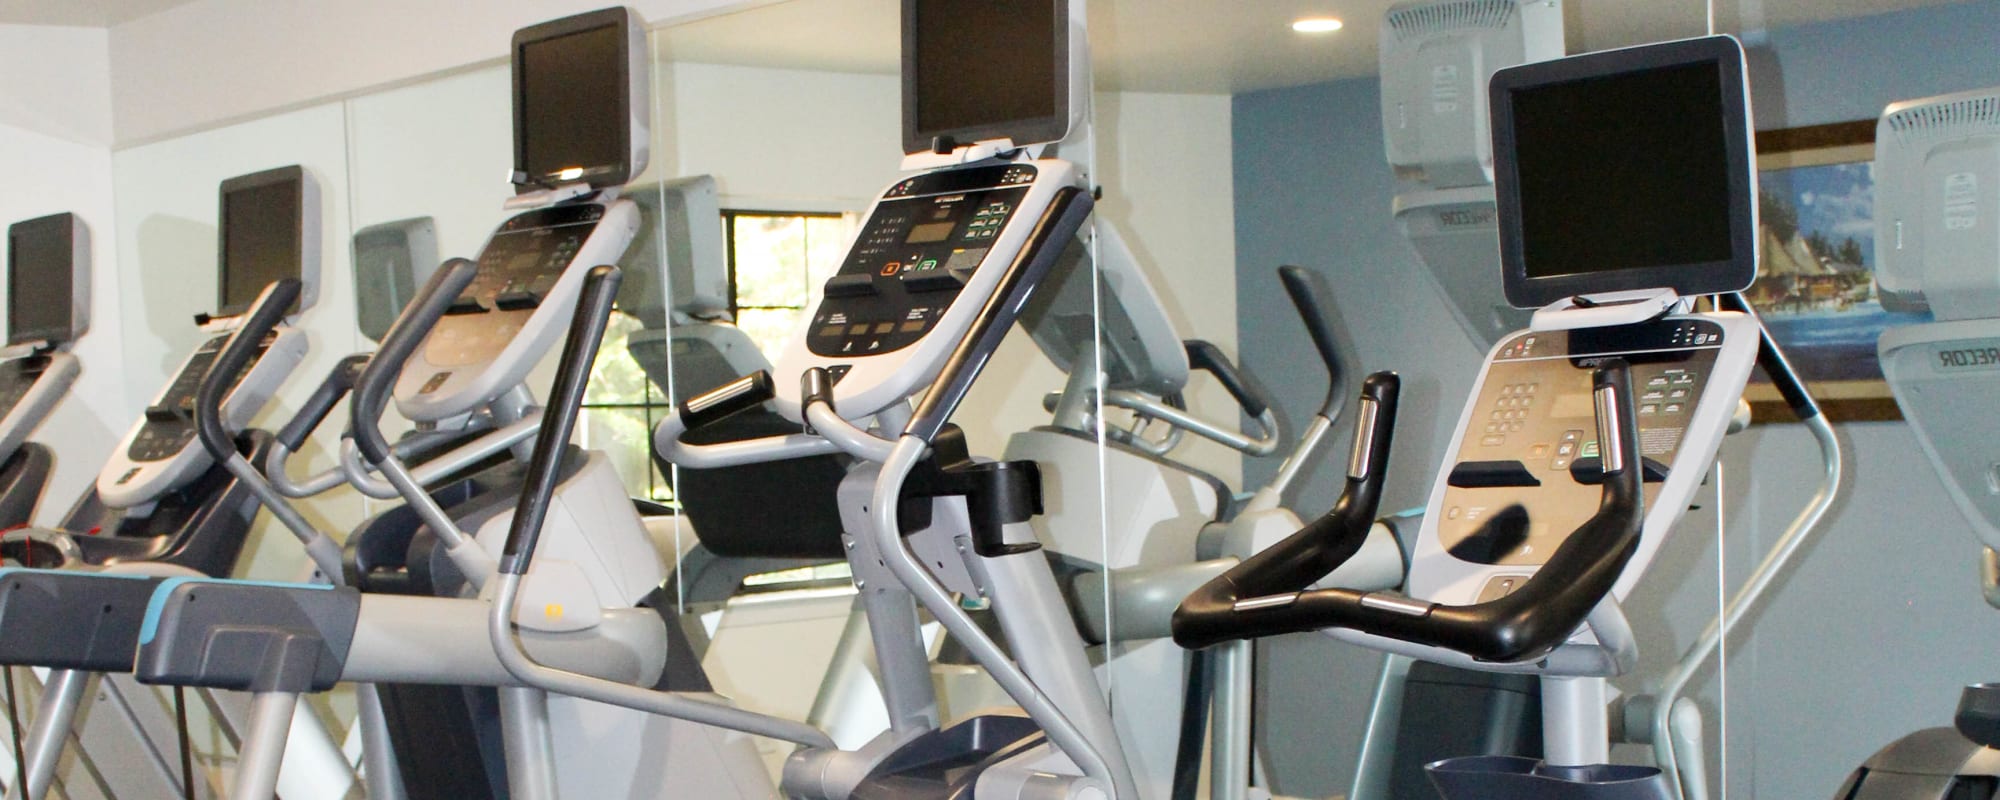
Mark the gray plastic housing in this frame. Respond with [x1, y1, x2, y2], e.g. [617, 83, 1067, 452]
[135, 578, 360, 693]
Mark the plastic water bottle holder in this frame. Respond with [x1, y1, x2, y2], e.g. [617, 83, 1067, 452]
[1426, 755, 1673, 800]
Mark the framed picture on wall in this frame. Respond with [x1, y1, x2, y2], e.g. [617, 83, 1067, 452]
[1744, 120, 1933, 422]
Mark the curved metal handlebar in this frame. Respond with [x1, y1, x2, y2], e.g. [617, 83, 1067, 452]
[1174, 361, 1646, 665]
[275, 354, 369, 452]
[1277, 265, 1353, 421]
[195, 279, 300, 466]
[1184, 340, 1270, 419]
[351, 258, 478, 465]
[498, 265, 620, 575]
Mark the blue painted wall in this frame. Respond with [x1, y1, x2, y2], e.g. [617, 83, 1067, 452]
[1233, 1, 2000, 796]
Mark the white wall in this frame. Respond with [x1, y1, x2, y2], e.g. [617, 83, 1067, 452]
[110, 102, 364, 579]
[0, 24, 122, 526]
[105, 0, 768, 146]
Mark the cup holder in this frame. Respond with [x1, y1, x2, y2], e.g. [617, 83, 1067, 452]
[1427, 755, 1674, 800]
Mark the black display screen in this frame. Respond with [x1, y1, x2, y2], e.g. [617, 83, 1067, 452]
[220, 176, 302, 315]
[518, 24, 626, 184]
[1510, 62, 1734, 279]
[905, 0, 1065, 152]
[6, 214, 73, 344]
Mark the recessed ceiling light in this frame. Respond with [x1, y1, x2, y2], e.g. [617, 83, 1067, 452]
[1292, 17, 1344, 33]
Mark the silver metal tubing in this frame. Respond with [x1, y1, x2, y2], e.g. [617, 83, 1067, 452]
[354, 683, 406, 800]
[499, 687, 557, 800]
[212, 447, 344, 582]
[857, 581, 940, 737]
[804, 403, 897, 463]
[0, 529, 82, 567]
[652, 411, 843, 469]
[1211, 641, 1253, 800]
[271, 428, 464, 498]
[1099, 389, 1281, 456]
[1648, 411, 1843, 799]
[1542, 677, 1609, 768]
[486, 573, 836, 749]
[1265, 414, 1333, 505]
[866, 436, 1121, 794]
[10, 669, 88, 800]
[230, 691, 300, 800]
[339, 416, 540, 500]
[376, 452, 496, 590]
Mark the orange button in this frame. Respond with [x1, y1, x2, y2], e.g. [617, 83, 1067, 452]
[880, 262, 901, 276]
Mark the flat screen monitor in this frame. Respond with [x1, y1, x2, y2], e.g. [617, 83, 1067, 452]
[353, 218, 438, 343]
[1490, 35, 1756, 308]
[902, 0, 1069, 154]
[218, 166, 310, 317]
[512, 7, 647, 191]
[5, 213, 85, 346]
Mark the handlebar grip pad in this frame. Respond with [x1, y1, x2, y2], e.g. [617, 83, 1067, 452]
[678, 371, 776, 433]
[196, 279, 301, 465]
[1185, 340, 1270, 418]
[500, 265, 622, 574]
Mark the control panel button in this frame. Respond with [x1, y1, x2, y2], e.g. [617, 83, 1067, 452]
[824, 275, 878, 298]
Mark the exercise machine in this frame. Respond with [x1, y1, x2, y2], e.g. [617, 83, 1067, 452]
[1176, 35, 1836, 800]
[0, 167, 343, 800]
[0, 213, 90, 528]
[1840, 84, 2000, 799]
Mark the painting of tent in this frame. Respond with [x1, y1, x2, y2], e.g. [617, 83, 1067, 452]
[1744, 122, 1930, 421]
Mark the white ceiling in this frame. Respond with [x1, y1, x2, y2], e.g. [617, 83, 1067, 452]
[657, 0, 1974, 93]
[0, 0, 201, 27]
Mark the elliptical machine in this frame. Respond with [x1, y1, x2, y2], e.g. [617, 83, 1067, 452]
[1835, 84, 2000, 800]
[0, 213, 91, 528]
[0, 167, 343, 800]
[1174, 36, 1837, 800]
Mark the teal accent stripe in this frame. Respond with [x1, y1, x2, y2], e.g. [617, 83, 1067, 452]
[139, 577, 331, 646]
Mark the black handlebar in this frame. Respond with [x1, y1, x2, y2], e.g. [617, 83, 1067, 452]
[1277, 265, 1350, 419]
[499, 265, 621, 575]
[1183, 340, 1270, 419]
[1718, 292, 1821, 421]
[678, 371, 776, 432]
[907, 186, 1093, 444]
[351, 258, 478, 465]
[1173, 361, 1646, 665]
[195, 279, 300, 465]
[275, 354, 369, 451]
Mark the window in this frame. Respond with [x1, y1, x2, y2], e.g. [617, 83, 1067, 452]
[724, 210, 851, 357]
[577, 209, 854, 505]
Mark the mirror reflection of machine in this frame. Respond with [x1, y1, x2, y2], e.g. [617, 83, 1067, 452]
[1380, 0, 1564, 350]
[1179, 36, 1840, 800]
[1844, 85, 2000, 800]
[0, 213, 90, 528]
[0, 167, 336, 800]
[352, 217, 439, 344]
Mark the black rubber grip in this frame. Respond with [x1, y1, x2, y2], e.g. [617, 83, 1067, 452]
[1277, 265, 1348, 419]
[350, 258, 478, 465]
[276, 354, 369, 451]
[1173, 362, 1646, 665]
[500, 265, 621, 574]
[1184, 340, 1270, 419]
[1718, 292, 1821, 421]
[195, 279, 300, 465]
[907, 186, 1093, 444]
[678, 371, 776, 433]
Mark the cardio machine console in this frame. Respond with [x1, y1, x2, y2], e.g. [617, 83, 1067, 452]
[1409, 313, 1756, 604]
[774, 159, 1078, 419]
[396, 200, 637, 422]
[810, 163, 1036, 357]
[98, 325, 308, 509]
